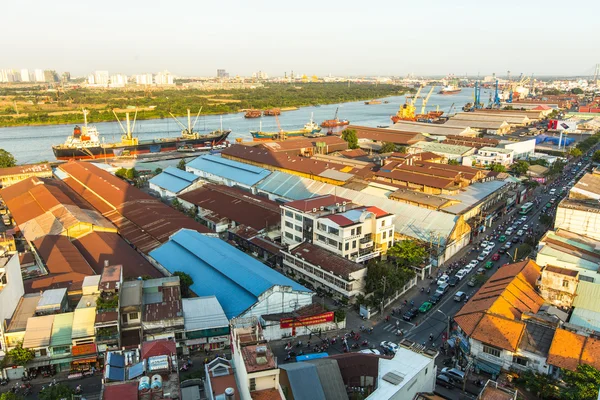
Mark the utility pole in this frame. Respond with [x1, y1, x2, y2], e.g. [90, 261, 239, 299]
[380, 276, 387, 315]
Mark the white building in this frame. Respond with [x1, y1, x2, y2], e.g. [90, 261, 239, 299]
[20, 69, 29, 82]
[109, 74, 128, 87]
[0, 255, 25, 358]
[34, 69, 45, 82]
[366, 340, 437, 399]
[555, 171, 600, 241]
[474, 146, 514, 167]
[154, 70, 174, 85]
[135, 73, 154, 85]
[94, 70, 109, 85]
[281, 195, 394, 262]
[498, 138, 536, 159]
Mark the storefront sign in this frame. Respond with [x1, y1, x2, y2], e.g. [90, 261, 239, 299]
[280, 311, 334, 329]
[355, 252, 381, 263]
[208, 335, 229, 344]
[71, 343, 97, 357]
[185, 338, 207, 346]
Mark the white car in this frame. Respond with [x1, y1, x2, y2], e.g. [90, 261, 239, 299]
[380, 341, 399, 354]
[480, 241, 490, 248]
[360, 349, 381, 355]
[520, 216, 527, 222]
[455, 269, 467, 280]
[463, 264, 473, 274]
[482, 249, 491, 257]
[437, 274, 449, 286]
[505, 228, 514, 236]
[477, 253, 486, 261]
[516, 230, 524, 237]
[468, 260, 479, 268]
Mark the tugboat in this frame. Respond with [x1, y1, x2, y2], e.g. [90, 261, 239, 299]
[244, 109, 262, 118]
[52, 109, 231, 160]
[364, 99, 382, 105]
[320, 107, 349, 128]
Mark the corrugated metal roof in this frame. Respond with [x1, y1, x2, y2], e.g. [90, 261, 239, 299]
[72, 296, 97, 339]
[570, 308, 600, 331]
[257, 171, 459, 245]
[389, 121, 474, 136]
[279, 363, 326, 400]
[37, 288, 67, 310]
[410, 141, 474, 155]
[23, 315, 55, 349]
[182, 296, 229, 331]
[573, 281, 600, 312]
[149, 229, 310, 318]
[304, 359, 348, 400]
[186, 154, 272, 186]
[148, 167, 199, 194]
[50, 312, 74, 347]
[442, 180, 510, 214]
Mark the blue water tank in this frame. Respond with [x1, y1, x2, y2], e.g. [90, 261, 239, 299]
[138, 376, 150, 391]
[151, 374, 163, 390]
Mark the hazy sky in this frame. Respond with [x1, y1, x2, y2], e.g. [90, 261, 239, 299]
[2, 0, 599, 77]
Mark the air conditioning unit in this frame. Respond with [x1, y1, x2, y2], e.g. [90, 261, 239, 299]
[312, 208, 317, 212]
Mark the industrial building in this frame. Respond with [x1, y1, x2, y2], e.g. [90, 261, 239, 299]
[408, 141, 476, 162]
[148, 166, 202, 200]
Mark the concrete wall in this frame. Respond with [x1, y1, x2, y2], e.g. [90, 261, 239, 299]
[390, 356, 436, 400]
[0, 255, 25, 356]
[240, 287, 314, 320]
[555, 206, 600, 241]
[469, 339, 550, 375]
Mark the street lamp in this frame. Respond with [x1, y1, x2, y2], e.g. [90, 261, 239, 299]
[437, 310, 450, 341]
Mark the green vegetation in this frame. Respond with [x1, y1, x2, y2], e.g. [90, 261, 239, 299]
[517, 364, 600, 400]
[387, 240, 428, 268]
[0, 149, 16, 168]
[0, 393, 23, 400]
[96, 294, 119, 309]
[546, 159, 567, 178]
[171, 198, 185, 212]
[569, 148, 583, 158]
[571, 88, 584, 95]
[177, 159, 186, 170]
[173, 271, 194, 297]
[38, 383, 73, 400]
[539, 214, 554, 226]
[365, 259, 416, 307]
[517, 370, 560, 399]
[593, 150, 600, 163]
[489, 163, 507, 173]
[529, 158, 549, 167]
[448, 159, 460, 165]
[334, 309, 346, 323]
[0, 83, 410, 127]
[379, 142, 397, 153]
[511, 160, 530, 176]
[115, 167, 138, 180]
[341, 129, 359, 149]
[576, 132, 600, 153]
[6, 343, 34, 366]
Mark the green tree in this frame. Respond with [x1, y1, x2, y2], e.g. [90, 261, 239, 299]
[511, 160, 530, 176]
[115, 167, 127, 179]
[569, 148, 583, 158]
[177, 159, 187, 170]
[154, 167, 163, 175]
[489, 163, 507, 173]
[341, 129, 359, 149]
[187, 205, 198, 218]
[38, 383, 73, 400]
[561, 364, 600, 400]
[0, 393, 23, 400]
[517, 370, 560, 399]
[379, 142, 396, 153]
[171, 198, 185, 212]
[523, 180, 539, 189]
[593, 150, 600, 163]
[396, 146, 407, 153]
[539, 214, 553, 226]
[387, 240, 428, 268]
[365, 259, 415, 301]
[0, 149, 17, 168]
[6, 344, 34, 366]
[125, 168, 138, 180]
[448, 159, 460, 165]
[571, 88, 584, 95]
[173, 271, 194, 297]
[334, 309, 346, 323]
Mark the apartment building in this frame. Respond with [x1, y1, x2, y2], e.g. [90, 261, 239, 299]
[474, 147, 514, 167]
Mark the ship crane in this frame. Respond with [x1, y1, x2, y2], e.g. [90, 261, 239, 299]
[420, 86, 435, 115]
[169, 108, 203, 138]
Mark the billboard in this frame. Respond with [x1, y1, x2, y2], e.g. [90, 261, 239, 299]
[280, 311, 334, 328]
[548, 119, 577, 132]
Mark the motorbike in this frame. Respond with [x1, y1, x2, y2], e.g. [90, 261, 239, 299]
[442, 358, 454, 367]
[0, 378, 8, 386]
[351, 343, 359, 349]
[361, 340, 369, 347]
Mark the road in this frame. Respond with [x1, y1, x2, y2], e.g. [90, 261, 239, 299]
[0, 374, 103, 399]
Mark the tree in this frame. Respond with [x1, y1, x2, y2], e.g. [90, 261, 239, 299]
[571, 88, 584, 95]
[387, 240, 428, 268]
[341, 129, 359, 149]
[154, 167, 163, 175]
[177, 159, 187, 170]
[364, 259, 415, 302]
[0, 393, 23, 400]
[115, 167, 127, 179]
[561, 364, 600, 400]
[539, 214, 554, 226]
[569, 148, 583, 158]
[489, 163, 507, 173]
[173, 271, 194, 297]
[523, 180, 539, 189]
[517, 370, 560, 399]
[6, 344, 34, 366]
[593, 150, 600, 163]
[171, 198, 185, 212]
[379, 142, 396, 153]
[38, 383, 73, 400]
[448, 159, 460, 165]
[396, 146, 407, 153]
[511, 160, 530, 176]
[125, 168, 138, 180]
[0, 149, 17, 168]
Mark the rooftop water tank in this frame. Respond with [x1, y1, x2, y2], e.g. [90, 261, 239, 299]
[151, 374, 163, 390]
[138, 376, 150, 391]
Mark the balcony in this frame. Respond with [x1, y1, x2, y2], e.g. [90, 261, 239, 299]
[96, 327, 119, 344]
[359, 241, 373, 249]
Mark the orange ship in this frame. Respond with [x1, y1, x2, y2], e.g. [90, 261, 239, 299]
[244, 109, 262, 118]
[263, 108, 281, 116]
[320, 107, 349, 128]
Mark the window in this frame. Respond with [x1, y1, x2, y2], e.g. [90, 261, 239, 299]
[129, 312, 139, 320]
[357, 226, 362, 235]
[425, 367, 428, 375]
[351, 228, 355, 236]
[381, 220, 385, 227]
[328, 227, 339, 236]
[317, 234, 326, 243]
[345, 242, 349, 251]
[295, 213, 303, 222]
[562, 280, 569, 288]
[285, 210, 293, 218]
[352, 240, 357, 249]
[295, 236, 302, 242]
[295, 225, 302, 232]
[512, 355, 527, 366]
[383, 231, 387, 239]
[580, 275, 595, 283]
[250, 378, 256, 391]
[39, 349, 47, 357]
[285, 232, 293, 239]
[285, 221, 293, 229]
[483, 345, 501, 358]
[122, 314, 128, 323]
[317, 222, 327, 232]
[175, 332, 183, 340]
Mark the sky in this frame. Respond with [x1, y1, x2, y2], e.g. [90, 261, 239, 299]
[2, 0, 599, 77]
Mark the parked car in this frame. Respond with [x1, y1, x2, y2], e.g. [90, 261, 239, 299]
[429, 292, 443, 304]
[463, 264, 474, 274]
[437, 274, 449, 286]
[498, 247, 506, 254]
[448, 276, 459, 287]
[419, 301, 433, 313]
[455, 269, 467, 280]
[360, 349, 381, 355]
[499, 235, 507, 243]
[436, 283, 449, 295]
[516, 229, 524, 237]
[505, 228, 514, 236]
[436, 374, 455, 389]
[441, 367, 466, 381]
[380, 341, 399, 354]
[477, 253, 486, 261]
[454, 291, 466, 302]
[402, 308, 418, 321]
[485, 261, 494, 269]
[523, 224, 529, 230]
[520, 216, 527, 223]
[468, 260, 479, 268]
[492, 253, 500, 261]
[486, 242, 496, 249]
[467, 277, 477, 287]
[476, 268, 486, 275]
[480, 241, 490, 248]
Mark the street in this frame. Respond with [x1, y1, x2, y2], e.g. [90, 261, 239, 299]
[0, 373, 102, 399]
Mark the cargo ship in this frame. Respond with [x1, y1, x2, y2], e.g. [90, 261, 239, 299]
[52, 109, 231, 160]
[364, 99, 382, 105]
[245, 109, 262, 118]
[263, 108, 281, 116]
[251, 115, 321, 141]
[320, 107, 349, 128]
[438, 85, 461, 95]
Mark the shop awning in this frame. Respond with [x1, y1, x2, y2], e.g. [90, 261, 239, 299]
[476, 358, 502, 375]
[26, 358, 51, 368]
[72, 357, 97, 364]
[50, 357, 72, 365]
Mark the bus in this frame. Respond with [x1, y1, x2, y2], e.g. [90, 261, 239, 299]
[295, 353, 329, 362]
[519, 202, 534, 215]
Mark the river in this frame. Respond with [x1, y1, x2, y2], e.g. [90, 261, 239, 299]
[0, 88, 488, 164]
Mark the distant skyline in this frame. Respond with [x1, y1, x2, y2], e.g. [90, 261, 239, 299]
[2, 0, 599, 77]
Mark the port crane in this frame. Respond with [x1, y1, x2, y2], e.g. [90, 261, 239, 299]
[391, 86, 423, 122]
[169, 108, 203, 136]
[419, 86, 435, 115]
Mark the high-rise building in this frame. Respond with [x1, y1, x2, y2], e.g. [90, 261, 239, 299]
[109, 74, 128, 87]
[217, 69, 229, 78]
[252, 70, 268, 80]
[134, 73, 154, 85]
[20, 69, 29, 82]
[87, 74, 95, 85]
[61, 72, 70, 83]
[44, 70, 59, 82]
[154, 70, 174, 85]
[94, 71, 109, 85]
[34, 69, 45, 82]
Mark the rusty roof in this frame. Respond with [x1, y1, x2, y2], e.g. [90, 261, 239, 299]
[100, 264, 121, 291]
[547, 329, 600, 371]
[544, 265, 578, 277]
[58, 161, 212, 253]
[72, 232, 161, 279]
[250, 388, 283, 400]
[95, 311, 118, 324]
[344, 125, 424, 145]
[28, 235, 95, 294]
[284, 242, 366, 279]
[141, 338, 177, 359]
[241, 343, 277, 373]
[454, 259, 544, 352]
[284, 194, 351, 212]
[0, 163, 52, 178]
[374, 169, 456, 189]
[179, 184, 281, 231]
[143, 286, 183, 322]
[102, 382, 138, 400]
[259, 136, 347, 153]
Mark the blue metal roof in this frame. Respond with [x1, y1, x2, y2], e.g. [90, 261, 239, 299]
[148, 167, 198, 194]
[149, 229, 309, 318]
[105, 365, 125, 381]
[107, 352, 125, 368]
[186, 154, 271, 186]
[128, 361, 145, 380]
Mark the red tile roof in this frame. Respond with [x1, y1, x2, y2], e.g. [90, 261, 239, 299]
[141, 338, 177, 359]
[102, 382, 138, 400]
[365, 206, 390, 218]
[250, 388, 283, 400]
[72, 232, 162, 279]
[547, 329, 600, 371]
[323, 214, 355, 227]
[454, 259, 544, 352]
[179, 184, 281, 231]
[284, 195, 351, 212]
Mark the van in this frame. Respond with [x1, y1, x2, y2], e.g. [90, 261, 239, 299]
[436, 283, 449, 295]
[454, 291, 466, 302]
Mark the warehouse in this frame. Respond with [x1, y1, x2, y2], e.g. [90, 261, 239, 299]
[408, 141, 476, 162]
[443, 119, 511, 135]
[388, 121, 477, 137]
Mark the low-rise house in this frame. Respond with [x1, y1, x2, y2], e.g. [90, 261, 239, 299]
[95, 265, 122, 351]
[35, 287, 68, 315]
[4, 293, 41, 351]
[474, 147, 514, 167]
[23, 314, 54, 362]
[569, 281, 600, 331]
[71, 295, 99, 375]
[0, 163, 52, 188]
[148, 166, 202, 200]
[228, 225, 284, 267]
[49, 312, 74, 372]
[546, 328, 600, 375]
[205, 357, 241, 400]
[408, 141, 476, 162]
[538, 266, 578, 308]
[181, 296, 229, 354]
[260, 303, 341, 341]
[0, 254, 25, 359]
[141, 276, 184, 341]
[119, 280, 143, 348]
